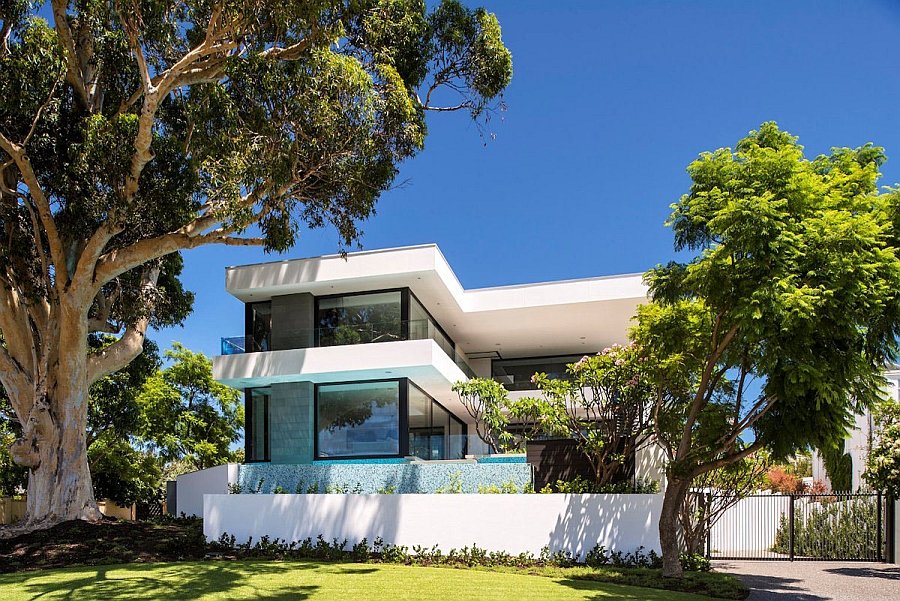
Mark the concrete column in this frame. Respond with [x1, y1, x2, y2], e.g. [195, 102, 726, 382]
[269, 381, 316, 464]
[271, 293, 315, 351]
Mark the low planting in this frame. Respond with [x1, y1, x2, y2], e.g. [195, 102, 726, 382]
[772, 495, 886, 559]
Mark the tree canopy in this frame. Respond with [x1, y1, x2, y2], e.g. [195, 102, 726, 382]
[634, 122, 900, 577]
[865, 396, 900, 497]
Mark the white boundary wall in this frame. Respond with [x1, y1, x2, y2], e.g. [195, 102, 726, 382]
[177, 464, 238, 517]
[204, 493, 663, 558]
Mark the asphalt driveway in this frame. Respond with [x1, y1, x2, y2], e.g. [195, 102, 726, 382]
[713, 561, 900, 601]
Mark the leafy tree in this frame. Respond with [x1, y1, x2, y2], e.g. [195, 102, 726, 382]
[519, 343, 655, 486]
[87, 335, 162, 505]
[0, 0, 511, 525]
[452, 378, 517, 453]
[865, 397, 900, 496]
[633, 122, 900, 577]
[137, 343, 242, 471]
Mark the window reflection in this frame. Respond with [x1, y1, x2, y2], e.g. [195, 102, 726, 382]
[317, 381, 400, 457]
[317, 292, 402, 346]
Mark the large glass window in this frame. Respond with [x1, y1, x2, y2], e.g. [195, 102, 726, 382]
[407, 383, 466, 460]
[492, 355, 587, 391]
[247, 302, 272, 352]
[316, 381, 400, 458]
[317, 291, 402, 347]
[246, 388, 270, 462]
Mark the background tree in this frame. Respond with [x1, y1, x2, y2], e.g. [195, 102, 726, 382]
[519, 343, 654, 487]
[678, 451, 769, 555]
[87, 335, 161, 505]
[0, 0, 511, 525]
[137, 343, 242, 471]
[865, 396, 900, 497]
[633, 122, 900, 578]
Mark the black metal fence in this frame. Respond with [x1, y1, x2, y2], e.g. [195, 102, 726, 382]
[708, 492, 894, 562]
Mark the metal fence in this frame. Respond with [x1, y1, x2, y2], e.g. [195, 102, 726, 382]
[708, 492, 894, 562]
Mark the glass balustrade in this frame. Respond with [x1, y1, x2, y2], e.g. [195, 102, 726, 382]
[221, 318, 476, 379]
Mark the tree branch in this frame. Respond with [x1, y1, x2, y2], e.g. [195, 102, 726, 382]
[86, 265, 159, 384]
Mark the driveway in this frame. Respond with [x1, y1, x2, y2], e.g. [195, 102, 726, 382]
[713, 561, 900, 601]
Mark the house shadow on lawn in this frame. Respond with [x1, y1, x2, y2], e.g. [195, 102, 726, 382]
[6, 561, 323, 601]
[555, 577, 703, 600]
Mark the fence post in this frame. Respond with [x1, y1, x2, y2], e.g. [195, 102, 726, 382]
[877, 492, 883, 562]
[789, 494, 795, 562]
[705, 492, 712, 559]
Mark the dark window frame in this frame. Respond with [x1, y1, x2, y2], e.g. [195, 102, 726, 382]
[313, 377, 409, 461]
[244, 388, 270, 463]
[312, 377, 467, 461]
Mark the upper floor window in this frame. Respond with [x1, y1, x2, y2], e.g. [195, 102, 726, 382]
[248, 302, 272, 352]
[316, 291, 402, 346]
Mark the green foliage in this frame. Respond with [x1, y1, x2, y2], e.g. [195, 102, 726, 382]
[865, 397, 900, 496]
[539, 476, 660, 495]
[636, 122, 900, 471]
[0, 411, 26, 496]
[452, 379, 516, 453]
[521, 343, 655, 486]
[137, 343, 243, 471]
[820, 444, 853, 492]
[434, 471, 464, 493]
[772, 496, 885, 559]
[634, 122, 900, 575]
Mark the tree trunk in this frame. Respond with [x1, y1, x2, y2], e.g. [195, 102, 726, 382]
[7, 309, 102, 527]
[26, 423, 101, 524]
[659, 475, 690, 579]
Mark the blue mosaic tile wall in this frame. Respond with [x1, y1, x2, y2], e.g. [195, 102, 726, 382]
[237, 459, 533, 494]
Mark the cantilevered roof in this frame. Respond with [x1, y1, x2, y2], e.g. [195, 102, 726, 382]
[224, 244, 648, 358]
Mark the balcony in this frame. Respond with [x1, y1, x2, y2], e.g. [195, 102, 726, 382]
[221, 318, 476, 380]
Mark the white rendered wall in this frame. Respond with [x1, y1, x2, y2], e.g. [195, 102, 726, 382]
[204, 493, 664, 558]
[177, 464, 238, 517]
[635, 442, 667, 492]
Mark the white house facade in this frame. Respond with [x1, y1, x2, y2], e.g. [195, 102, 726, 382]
[207, 243, 661, 494]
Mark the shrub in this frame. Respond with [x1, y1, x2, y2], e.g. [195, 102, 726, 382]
[772, 496, 884, 558]
[765, 466, 805, 494]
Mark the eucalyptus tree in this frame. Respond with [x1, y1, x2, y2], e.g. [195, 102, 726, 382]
[0, 0, 511, 526]
[634, 123, 900, 577]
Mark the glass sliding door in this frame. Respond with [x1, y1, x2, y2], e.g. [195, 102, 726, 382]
[407, 384, 432, 459]
[406, 382, 467, 461]
[246, 388, 270, 462]
[316, 381, 401, 458]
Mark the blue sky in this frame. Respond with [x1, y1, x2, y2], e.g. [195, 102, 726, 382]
[158, 0, 900, 359]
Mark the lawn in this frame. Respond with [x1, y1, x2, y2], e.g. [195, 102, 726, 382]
[0, 560, 728, 601]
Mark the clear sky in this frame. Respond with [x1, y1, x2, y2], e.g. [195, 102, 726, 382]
[157, 0, 900, 360]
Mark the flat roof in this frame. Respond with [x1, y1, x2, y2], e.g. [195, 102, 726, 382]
[224, 244, 648, 357]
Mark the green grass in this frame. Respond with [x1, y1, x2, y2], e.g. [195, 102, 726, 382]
[0, 560, 730, 600]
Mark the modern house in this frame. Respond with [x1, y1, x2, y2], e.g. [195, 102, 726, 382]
[207, 243, 660, 495]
